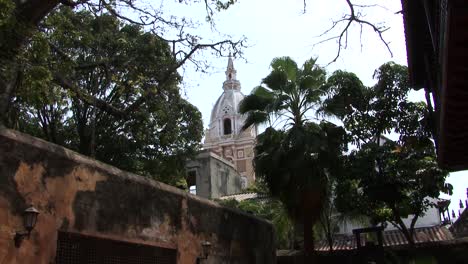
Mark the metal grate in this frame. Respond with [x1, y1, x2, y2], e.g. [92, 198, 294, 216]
[56, 232, 176, 264]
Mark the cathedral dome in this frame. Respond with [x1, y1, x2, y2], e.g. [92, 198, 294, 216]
[203, 56, 257, 186]
[204, 56, 255, 143]
[209, 89, 245, 128]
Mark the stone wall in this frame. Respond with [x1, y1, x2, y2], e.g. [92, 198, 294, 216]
[186, 150, 243, 199]
[0, 128, 275, 264]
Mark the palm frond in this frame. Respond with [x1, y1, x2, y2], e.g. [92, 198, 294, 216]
[251, 85, 274, 99]
[239, 89, 273, 114]
[302, 57, 319, 73]
[241, 111, 268, 130]
[262, 70, 288, 91]
[270, 56, 299, 81]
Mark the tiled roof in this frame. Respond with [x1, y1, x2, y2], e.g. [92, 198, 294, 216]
[315, 225, 454, 251]
[450, 208, 468, 238]
[219, 192, 265, 201]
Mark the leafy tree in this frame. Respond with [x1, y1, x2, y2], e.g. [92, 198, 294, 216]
[239, 57, 347, 254]
[323, 62, 452, 245]
[0, 0, 243, 125]
[313, 183, 339, 251]
[10, 9, 203, 185]
[1, 0, 406, 126]
[313, 169, 371, 251]
[314, 177, 340, 251]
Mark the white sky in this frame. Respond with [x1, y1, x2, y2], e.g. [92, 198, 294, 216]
[164, 0, 466, 220]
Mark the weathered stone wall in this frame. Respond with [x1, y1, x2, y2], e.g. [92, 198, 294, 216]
[0, 128, 275, 264]
[186, 150, 242, 199]
[209, 153, 243, 199]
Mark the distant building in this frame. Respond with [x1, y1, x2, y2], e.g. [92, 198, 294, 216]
[203, 55, 257, 186]
[337, 197, 445, 235]
[187, 56, 257, 198]
[185, 150, 243, 199]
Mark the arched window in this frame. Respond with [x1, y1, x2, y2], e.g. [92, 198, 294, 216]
[224, 118, 232, 135]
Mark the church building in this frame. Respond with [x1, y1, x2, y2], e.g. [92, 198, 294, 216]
[186, 56, 257, 199]
[203, 56, 257, 186]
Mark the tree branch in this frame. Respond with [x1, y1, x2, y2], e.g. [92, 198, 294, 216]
[50, 33, 244, 119]
[0, 64, 21, 124]
[60, 0, 89, 8]
[53, 73, 126, 118]
[312, 0, 393, 64]
[9, 0, 246, 124]
[125, 38, 244, 113]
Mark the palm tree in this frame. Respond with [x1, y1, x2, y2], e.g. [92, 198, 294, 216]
[239, 57, 346, 255]
[240, 57, 326, 129]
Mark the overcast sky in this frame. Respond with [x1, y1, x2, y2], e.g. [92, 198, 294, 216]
[164, 0, 466, 220]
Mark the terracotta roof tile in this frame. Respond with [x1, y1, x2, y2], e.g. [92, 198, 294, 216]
[315, 226, 454, 251]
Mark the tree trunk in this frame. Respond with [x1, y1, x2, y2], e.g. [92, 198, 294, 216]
[0, 67, 19, 124]
[2, 0, 60, 60]
[303, 213, 314, 254]
[303, 214, 318, 264]
[0, 0, 60, 122]
[319, 210, 334, 251]
[77, 127, 96, 157]
[395, 217, 415, 245]
[389, 204, 415, 246]
[293, 220, 301, 250]
[299, 187, 325, 263]
[326, 232, 333, 252]
[76, 114, 96, 157]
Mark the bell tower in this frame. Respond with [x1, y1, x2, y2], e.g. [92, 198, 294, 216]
[203, 56, 257, 187]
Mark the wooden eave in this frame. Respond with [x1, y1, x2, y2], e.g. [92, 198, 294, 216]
[438, 0, 468, 171]
[403, 0, 468, 171]
[401, 0, 436, 90]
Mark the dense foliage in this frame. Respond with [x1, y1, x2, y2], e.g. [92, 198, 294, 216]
[8, 8, 203, 185]
[0, 0, 243, 128]
[241, 59, 452, 250]
[322, 62, 452, 244]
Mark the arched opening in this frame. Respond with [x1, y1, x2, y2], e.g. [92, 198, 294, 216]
[223, 118, 232, 135]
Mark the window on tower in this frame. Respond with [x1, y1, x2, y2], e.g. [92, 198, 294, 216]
[224, 118, 232, 135]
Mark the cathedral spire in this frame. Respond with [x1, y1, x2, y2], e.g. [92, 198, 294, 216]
[225, 53, 237, 81]
[222, 54, 240, 91]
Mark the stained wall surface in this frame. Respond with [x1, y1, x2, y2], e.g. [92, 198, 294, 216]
[0, 128, 275, 264]
[186, 150, 243, 199]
